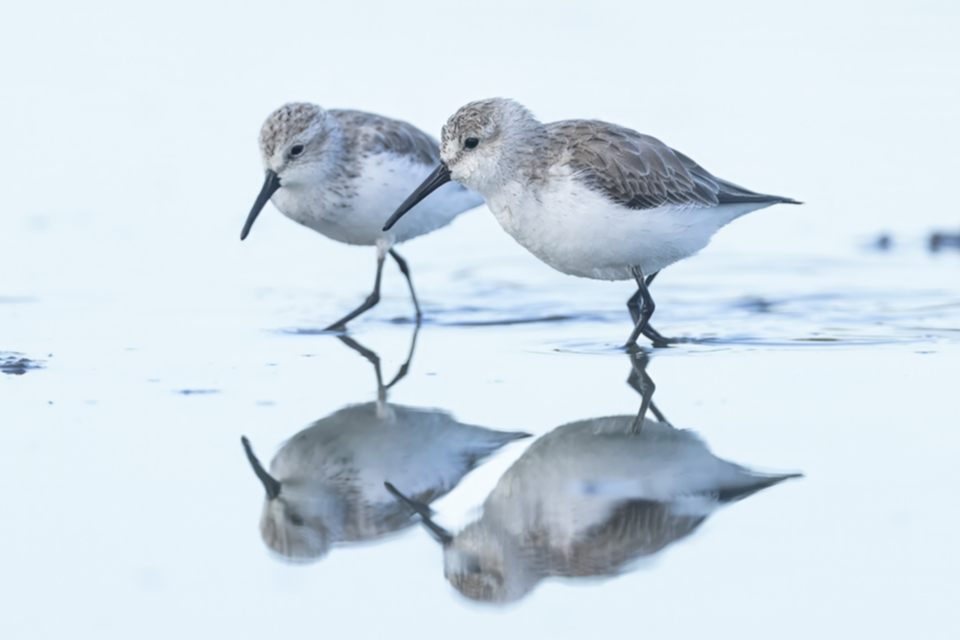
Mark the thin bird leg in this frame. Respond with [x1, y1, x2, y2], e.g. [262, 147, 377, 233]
[384, 323, 420, 391]
[626, 350, 656, 435]
[624, 267, 656, 347]
[336, 335, 385, 389]
[627, 271, 674, 347]
[389, 248, 422, 323]
[323, 252, 386, 332]
[626, 289, 642, 325]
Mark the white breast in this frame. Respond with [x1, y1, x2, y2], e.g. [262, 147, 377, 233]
[272, 154, 482, 248]
[486, 174, 770, 280]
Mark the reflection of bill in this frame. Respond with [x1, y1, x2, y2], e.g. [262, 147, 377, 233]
[388, 353, 802, 604]
[241, 328, 528, 563]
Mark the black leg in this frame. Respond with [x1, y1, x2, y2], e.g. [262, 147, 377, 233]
[625, 270, 675, 347]
[625, 350, 655, 434]
[337, 323, 419, 404]
[323, 252, 386, 332]
[624, 267, 656, 347]
[389, 248, 422, 323]
[625, 349, 670, 434]
[337, 334, 385, 387]
[642, 324, 675, 347]
[626, 288, 642, 325]
[384, 323, 419, 391]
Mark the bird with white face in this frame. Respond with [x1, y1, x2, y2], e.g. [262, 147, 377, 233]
[240, 330, 529, 562]
[242, 102, 483, 331]
[388, 413, 801, 604]
[383, 98, 801, 347]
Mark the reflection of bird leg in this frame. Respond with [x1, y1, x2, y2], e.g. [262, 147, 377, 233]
[384, 322, 420, 391]
[337, 323, 420, 406]
[337, 335, 385, 389]
[625, 350, 669, 433]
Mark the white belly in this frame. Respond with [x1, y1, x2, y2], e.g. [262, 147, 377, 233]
[272, 155, 483, 247]
[488, 177, 771, 280]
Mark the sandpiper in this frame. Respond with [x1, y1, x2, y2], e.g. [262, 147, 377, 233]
[242, 102, 482, 330]
[383, 98, 800, 346]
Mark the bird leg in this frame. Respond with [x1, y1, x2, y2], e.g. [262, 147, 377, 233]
[323, 252, 385, 332]
[624, 267, 656, 347]
[389, 248, 422, 323]
[625, 270, 675, 347]
[383, 323, 420, 391]
[624, 349, 670, 433]
[337, 323, 419, 406]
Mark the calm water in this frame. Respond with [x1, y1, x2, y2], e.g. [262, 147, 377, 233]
[3, 1, 960, 638]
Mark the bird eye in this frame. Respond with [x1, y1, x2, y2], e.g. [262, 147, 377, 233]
[290, 144, 305, 157]
[289, 513, 304, 526]
[464, 138, 479, 150]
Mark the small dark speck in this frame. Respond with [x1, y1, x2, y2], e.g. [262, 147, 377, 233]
[873, 234, 892, 250]
[266, 363, 278, 367]
[915, 351, 936, 354]
[255, 401, 275, 406]
[426, 373, 437, 376]
[176, 389, 220, 395]
[302, 354, 315, 358]
[48, 401, 53, 405]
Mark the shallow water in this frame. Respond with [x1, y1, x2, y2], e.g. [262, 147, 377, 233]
[4, 1, 960, 638]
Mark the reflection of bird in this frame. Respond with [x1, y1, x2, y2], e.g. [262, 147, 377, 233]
[383, 98, 800, 346]
[241, 329, 528, 562]
[390, 416, 800, 604]
[240, 102, 483, 331]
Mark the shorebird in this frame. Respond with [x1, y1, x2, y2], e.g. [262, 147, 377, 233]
[241, 102, 482, 331]
[388, 414, 800, 603]
[240, 329, 529, 562]
[386, 352, 800, 602]
[383, 98, 800, 346]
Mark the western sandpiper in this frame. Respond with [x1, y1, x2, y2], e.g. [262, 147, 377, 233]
[242, 102, 482, 330]
[383, 98, 800, 346]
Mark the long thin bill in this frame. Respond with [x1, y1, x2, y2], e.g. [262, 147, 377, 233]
[384, 481, 453, 544]
[382, 163, 451, 231]
[241, 436, 281, 500]
[240, 170, 282, 240]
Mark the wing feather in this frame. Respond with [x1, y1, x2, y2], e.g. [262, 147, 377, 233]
[548, 120, 793, 209]
[331, 110, 440, 166]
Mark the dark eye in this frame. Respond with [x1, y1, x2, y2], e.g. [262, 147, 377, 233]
[464, 137, 479, 150]
[290, 144, 304, 157]
[288, 512, 304, 526]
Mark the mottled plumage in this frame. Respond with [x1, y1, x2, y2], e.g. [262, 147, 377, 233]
[242, 102, 482, 331]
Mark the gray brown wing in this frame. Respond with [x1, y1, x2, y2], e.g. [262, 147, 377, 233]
[331, 109, 440, 166]
[548, 120, 792, 209]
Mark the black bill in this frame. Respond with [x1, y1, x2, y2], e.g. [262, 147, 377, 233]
[240, 170, 282, 240]
[384, 481, 453, 544]
[241, 436, 281, 500]
[381, 163, 452, 231]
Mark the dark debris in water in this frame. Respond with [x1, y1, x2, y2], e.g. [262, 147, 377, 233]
[929, 231, 960, 252]
[176, 389, 220, 395]
[1, 352, 45, 376]
[733, 297, 777, 313]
